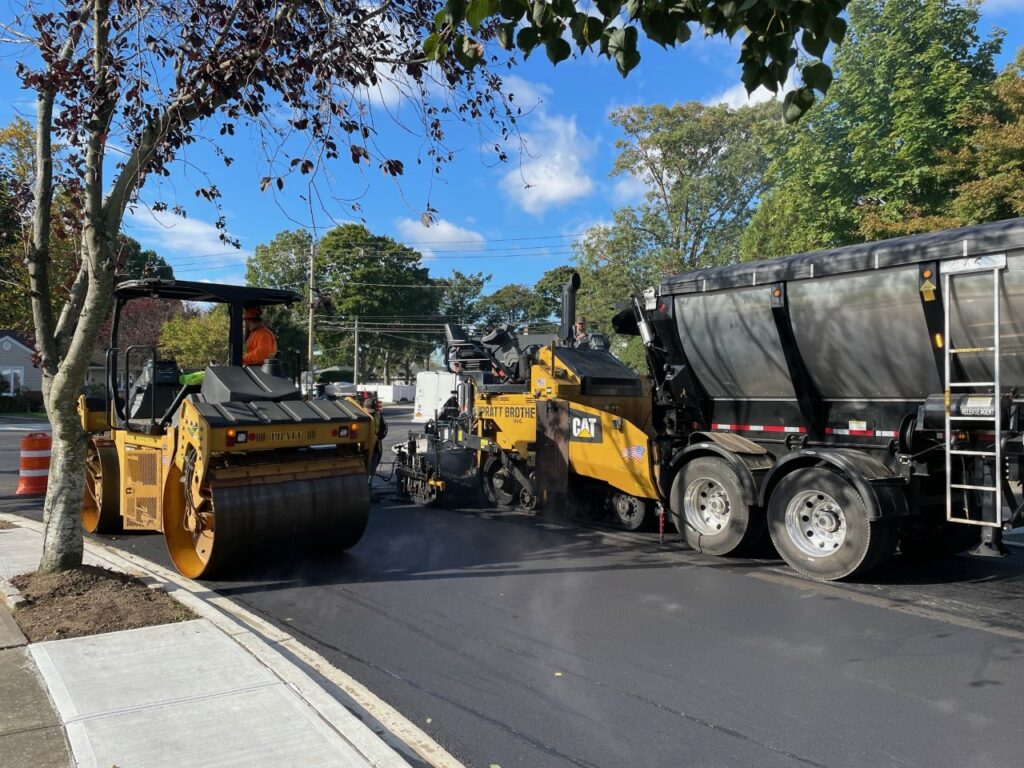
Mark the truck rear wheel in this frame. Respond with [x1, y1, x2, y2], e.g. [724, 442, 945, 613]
[671, 457, 763, 556]
[768, 467, 896, 581]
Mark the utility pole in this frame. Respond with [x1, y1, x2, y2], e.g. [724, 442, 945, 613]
[353, 316, 359, 388]
[307, 239, 316, 399]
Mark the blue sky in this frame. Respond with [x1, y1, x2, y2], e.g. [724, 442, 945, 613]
[2, 1, 1023, 294]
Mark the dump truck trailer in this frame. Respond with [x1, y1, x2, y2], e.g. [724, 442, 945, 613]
[621, 217, 1024, 579]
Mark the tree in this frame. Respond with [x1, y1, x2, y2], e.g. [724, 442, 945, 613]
[530, 265, 576, 324]
[116, 236, 173, 280]
[159, 305, 230, 369]
[95, 297, 183, 361]
[939, 48, 1024, 224]
[245, 229, 315, 369]
[437, 269, 490, 327]
[440, 0, 849, 121]
[1, 117, 171, 331]
[741, 0, 1003, 257]
[572, 216, 667, 370]
[316, 224, 440, 383]
[5, 0, 848, 575]
[611, 101, 779, 270]
[479, 283, 535, 326]
[0, 117, 81, 332]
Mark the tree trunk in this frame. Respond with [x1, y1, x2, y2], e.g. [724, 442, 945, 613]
[383, 350, 390, 384]
[37, 391, 87, 573]
[37, 246, 117, 573]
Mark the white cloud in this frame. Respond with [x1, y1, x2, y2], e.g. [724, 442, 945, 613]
[395, 217, 485, 258]
[123, 208, 252, 268]
[501, 114, 597, 216]
[705, 67, 801, 109]
[982, 0, 1024, 12]
[612, 173, 648, 206]
[705, 81, 780, 109]
[503, 75, 552, 111]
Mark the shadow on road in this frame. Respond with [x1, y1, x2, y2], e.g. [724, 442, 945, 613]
[210, 493, 689, 596]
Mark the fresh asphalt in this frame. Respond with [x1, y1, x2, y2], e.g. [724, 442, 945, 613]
[2, 409, 1024, 768]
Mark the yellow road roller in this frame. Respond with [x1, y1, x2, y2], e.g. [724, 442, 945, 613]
[79, 279, 375, 578]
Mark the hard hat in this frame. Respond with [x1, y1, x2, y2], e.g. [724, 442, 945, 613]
[243, 307, 263, 320]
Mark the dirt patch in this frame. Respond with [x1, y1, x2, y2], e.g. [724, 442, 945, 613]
[10, 565, 194, 642]
[0, 520, 17, 529]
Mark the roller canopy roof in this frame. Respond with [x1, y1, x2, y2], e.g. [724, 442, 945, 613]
[115, 278, 300, 306]
[661, 217, 1024, 295]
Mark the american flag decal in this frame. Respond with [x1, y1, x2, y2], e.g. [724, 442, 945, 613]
[622, 444, 646, 462]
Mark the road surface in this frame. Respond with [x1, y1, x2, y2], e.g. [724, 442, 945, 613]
[3, 408, 1024, 768]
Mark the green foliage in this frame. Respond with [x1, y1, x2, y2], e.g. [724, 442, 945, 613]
[530, 265, 577, 323]
[158, 305, 230, 369]
[572, 214, 667, 370]
[316, 224, 440, 382]
[479, 283, 536, 326]
[437, 269, 491, 326]
[938, 48, 1024, 224]
[116, 236, 174, 279]
[433, 0, 851, 121]
[245, 229, 314, 367]
[611, 101, 780, 271]
[0, 118, 171, 331]
[741, 0, 1004, 258]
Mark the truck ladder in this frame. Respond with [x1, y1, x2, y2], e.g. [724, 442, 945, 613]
[941, 250, 1008, 553]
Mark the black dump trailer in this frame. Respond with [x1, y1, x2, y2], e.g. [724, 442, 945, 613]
[624, 217, 1024, 580]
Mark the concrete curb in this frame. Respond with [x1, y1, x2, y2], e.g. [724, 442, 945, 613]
[1, 577, 26, 610]
[0, 513, 462, 768]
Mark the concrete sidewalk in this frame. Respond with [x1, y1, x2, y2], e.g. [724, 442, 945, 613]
[0, 519, 420, 768]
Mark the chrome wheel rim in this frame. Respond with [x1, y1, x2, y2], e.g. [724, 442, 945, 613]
[684, 477, 730, 536]
[785, 489, 847, 558]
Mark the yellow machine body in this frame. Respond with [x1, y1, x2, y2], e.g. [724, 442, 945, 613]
[79, 390, 375, 578]
[468, 346, 659, 502]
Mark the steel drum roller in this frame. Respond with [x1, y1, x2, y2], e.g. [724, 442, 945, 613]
[164, 470, 369, 578]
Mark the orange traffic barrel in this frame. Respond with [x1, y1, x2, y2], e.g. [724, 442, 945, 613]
[16, 432, 51, 496]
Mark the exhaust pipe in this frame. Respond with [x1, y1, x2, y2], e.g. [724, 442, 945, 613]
[558, 271, 582, 344]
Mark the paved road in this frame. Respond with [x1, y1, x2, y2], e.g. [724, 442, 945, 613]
[3, 410, 1024, 767]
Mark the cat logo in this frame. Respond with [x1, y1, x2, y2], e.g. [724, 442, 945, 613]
[569, 411, 602, 443]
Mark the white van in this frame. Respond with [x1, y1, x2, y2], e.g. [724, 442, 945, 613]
[413, 371, 458, 423]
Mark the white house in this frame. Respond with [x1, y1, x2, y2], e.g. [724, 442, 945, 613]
[0, 330, 40, 396]
[0, 330, 105, 397]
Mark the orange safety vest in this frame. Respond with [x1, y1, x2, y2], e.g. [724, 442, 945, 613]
[242, 326, 277, 366]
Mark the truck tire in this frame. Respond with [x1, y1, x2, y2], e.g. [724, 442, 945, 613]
[768, 467, 896, 581]
[670, 457, 764, 556]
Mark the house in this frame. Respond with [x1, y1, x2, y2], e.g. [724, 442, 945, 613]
[0, 330, 40, 396]
[0, 330, 106, 397]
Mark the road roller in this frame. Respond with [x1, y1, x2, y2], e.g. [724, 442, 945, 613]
[78, 278, 375, 578]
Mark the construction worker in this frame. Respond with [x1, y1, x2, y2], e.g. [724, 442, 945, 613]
[242, 306, 277, 366]
[363, 395, 386, 488]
